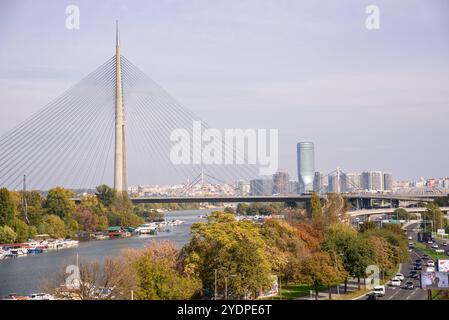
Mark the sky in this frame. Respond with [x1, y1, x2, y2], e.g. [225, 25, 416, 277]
[0, 0, 448, 184]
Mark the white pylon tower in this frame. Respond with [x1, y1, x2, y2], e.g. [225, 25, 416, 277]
[114, 21, 127, 192]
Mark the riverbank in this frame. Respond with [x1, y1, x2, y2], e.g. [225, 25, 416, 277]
[0, 209, 213, 296]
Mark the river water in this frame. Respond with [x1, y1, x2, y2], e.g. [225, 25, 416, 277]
[0, 209, 214, 296]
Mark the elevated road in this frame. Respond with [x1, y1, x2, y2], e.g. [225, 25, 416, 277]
[71, 193, 445, 205]
[348, 206, 449, 218]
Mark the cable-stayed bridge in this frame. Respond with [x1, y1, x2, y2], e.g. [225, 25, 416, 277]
[0, 22, 261, 193]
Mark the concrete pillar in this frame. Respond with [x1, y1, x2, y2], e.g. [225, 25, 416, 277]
[114, 21, 127, 192]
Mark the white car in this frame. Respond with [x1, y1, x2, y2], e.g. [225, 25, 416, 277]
[428, 240, 433, 244]
[442, 242, 448, 246]
[395, 273, 405, 281]
[427, 260, 435, 267]
[426, 267, 435, 272]
[390, 278, 401, 287]
[432, 244, 439, 249]
[408, 236, 413, 240]
[373, 285, 386, 297]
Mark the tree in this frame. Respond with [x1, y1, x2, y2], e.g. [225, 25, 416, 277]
[11, 218, 36, 242]
[44, 187, 76, 220]
[366, 235, 394, 279]
[95, 185, 116, 208]
[44, 256, 135, 300]
[321, 224, 376, 291]
[0, 188, 16, 226]
[260, 219, 308, 284]
[129, 241, 201, 300]
[39, 214, 67, 238]
[223, 207, 235, 214]
[184, 211, 272, 299]
[299, 252, 346, 300]
[310, 193, 324, 229]
[422, 203, 446, 231]
[323, 193, 348, 225]
[0, 225, 17, 243]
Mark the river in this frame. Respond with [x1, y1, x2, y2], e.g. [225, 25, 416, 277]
[0, 209, 214, 296]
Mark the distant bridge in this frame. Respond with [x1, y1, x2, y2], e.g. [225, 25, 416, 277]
[127, 193, 442, 204]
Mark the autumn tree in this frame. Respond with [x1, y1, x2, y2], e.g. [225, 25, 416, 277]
[260, 219, 308, 284]
[299, 252, 346, 299]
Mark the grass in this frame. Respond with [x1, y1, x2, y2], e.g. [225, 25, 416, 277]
[261, 283, 326, 300]
[414, 242, 445, 261]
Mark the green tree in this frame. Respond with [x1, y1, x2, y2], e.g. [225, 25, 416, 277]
[321, 224, 376, 291]
[0, 188, 16, 226]
[95, 185, 116, 208]
[0, 225, 17, 243]
[39, 215, 67, 238]
[130, 241, 201, 300]
[310, 193, 324, 229]
[422, 203, 446, 231]
[11, 218, 36, 242]
[44, 187, 76, 220]
[184, 211, 272, 299]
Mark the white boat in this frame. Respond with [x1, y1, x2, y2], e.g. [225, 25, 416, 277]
[135, 223, 157, 234]
[28, 293, 55, 300]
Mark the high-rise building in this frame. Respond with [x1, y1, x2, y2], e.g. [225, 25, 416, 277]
[345, 173, 362, 192]
[250, 179, 273, 196]
[236, 180, 251, 196]
[288, 180, 298, 194]
[273, 171, 290, 195]
[328, 168, 345, 193]
[297, 142, 315, 193]
[361, 171, 384, 192]
[313, 171, 326, 193]
[383, 172, 393, 191]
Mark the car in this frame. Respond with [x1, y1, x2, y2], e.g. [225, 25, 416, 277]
[422, 254, 430, 260]
[442, 242, 448, 246]
[390, 278, 401, 287]
[373, 285, 386, 297]
[408, 248, 413, 252]
[414, 264, 422, 270]
[447, 251, 449, 256]
[416, 259, 422, 264]
[395, 273, 405, 281]
[404, 281, 414, 289]
[428, 240, 433, 244]
[432, 244, 439, 249]
[409, 243, 415, 248]
[427, 260, 435, 267]
[366, 292, 378, 300]
[426, 266, 435, 272]
[408, 236, 413, 240]
[409, 271, 419, 279]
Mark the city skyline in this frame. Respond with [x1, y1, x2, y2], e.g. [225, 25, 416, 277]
[0, 0, 448, 185]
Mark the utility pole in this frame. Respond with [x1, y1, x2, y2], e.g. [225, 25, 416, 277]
[214, 269, 218, 300]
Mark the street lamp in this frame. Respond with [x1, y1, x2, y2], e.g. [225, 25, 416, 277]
[224, 274, 237, 300]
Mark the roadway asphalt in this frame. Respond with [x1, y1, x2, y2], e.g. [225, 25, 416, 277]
[360, 223, 429, 300]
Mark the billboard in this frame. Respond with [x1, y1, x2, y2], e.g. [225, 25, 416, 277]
[438, 260, 449, 273]
[437, 229, 446, 236]
[421, 272, 449, 289]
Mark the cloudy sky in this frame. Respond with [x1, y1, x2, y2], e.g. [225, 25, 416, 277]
[0, 0, 448, 184]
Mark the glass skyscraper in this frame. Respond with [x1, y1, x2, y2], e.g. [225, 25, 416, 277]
[297, 142, 315, 193]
